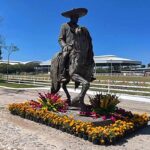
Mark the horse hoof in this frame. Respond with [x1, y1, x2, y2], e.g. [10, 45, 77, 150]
[66, 99, 71, 106]
[71, 97, 80, 107]
[80, 103, 87, 112]
[80, 104, 92, 112]
[71, 101, 80, 107]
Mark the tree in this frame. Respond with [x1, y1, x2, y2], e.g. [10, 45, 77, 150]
[0, 35, 5, 60]
[0, 63, 7, 73]
[23, 62, 40, 73]
[148, 63, 150, 68]
[0, 16, 5, 60]
[0, 62, 40, 74]
[5, 43, 19, 81]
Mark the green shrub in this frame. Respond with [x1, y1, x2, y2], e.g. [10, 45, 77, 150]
[89, 93, 120, 115]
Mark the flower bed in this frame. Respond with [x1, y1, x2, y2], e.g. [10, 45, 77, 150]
[8, 102, 149, 145]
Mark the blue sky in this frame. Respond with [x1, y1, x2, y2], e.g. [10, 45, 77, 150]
[0, 0, 150, 65]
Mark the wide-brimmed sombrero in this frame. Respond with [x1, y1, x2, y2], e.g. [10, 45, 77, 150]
[61, 8, 88, 18]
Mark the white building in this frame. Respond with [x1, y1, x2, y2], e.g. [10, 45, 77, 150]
[94, 55, 141, 66]
[37, 55, 141, 73]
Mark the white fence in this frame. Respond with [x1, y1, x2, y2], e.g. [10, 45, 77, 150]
[1, 75, 150, 97]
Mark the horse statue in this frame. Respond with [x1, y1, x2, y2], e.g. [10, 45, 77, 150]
[50, 27, 95, 110]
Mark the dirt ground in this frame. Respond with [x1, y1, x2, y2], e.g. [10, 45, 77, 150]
[0, 88, 150, 150]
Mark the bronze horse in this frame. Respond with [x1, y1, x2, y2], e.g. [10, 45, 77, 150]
[50, 27, 95, 110]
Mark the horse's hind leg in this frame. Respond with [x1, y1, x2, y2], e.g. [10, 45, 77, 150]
[62, 82, 71, 106]
[51, 81, 60, 94]
[71, 74, 90, 109]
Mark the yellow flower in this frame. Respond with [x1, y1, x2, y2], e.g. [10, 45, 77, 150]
[69, 120, 75, 127]
[100, 139, 105, 144]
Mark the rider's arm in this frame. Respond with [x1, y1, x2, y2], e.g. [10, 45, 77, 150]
[58, 24, 67, 49]
[58, 24, 72, 52]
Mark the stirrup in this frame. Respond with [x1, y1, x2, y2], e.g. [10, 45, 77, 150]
[59, 76, 67, 82]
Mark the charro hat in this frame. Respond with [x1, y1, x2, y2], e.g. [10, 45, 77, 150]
[61, 8, 88, 18]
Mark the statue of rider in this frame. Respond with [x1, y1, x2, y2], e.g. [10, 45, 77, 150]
[58, 8, 95, 82]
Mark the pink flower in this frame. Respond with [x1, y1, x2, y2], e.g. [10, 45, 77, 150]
[91, 112, 98, 119]
[110, 116, 116, 122]
[79, 111, 86, 115]
[102, 115, 107, 120]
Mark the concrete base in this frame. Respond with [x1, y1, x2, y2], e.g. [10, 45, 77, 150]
[59, 106, 112, 126]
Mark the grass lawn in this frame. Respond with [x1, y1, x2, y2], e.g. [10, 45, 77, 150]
[96, 75, 150, 82]
[2, 74, 150, 82]
[89, 88, 150, 97]
[0, 79, 40, 88]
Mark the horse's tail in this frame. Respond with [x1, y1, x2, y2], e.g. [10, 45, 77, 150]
[50, 53, 61, 93]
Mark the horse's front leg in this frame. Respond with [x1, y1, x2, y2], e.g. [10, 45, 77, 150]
[71, 74, 90, 109]
[62, 82, 71, 106]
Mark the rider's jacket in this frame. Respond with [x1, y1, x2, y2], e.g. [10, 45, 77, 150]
[58, 22, 79, 49]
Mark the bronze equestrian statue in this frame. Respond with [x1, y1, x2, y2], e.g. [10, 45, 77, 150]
[50, 8, 95, 110]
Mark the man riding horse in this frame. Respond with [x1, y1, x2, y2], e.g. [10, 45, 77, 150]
[59, 8, 95, 82]
[51, 8, 95, 110]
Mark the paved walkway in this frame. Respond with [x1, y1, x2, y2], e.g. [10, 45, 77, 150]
[64, 88, 150, 103]
[1, 85, 150, 103]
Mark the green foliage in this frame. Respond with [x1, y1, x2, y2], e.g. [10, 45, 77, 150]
[0, 82, 38, 88]
[89, 93, 120, 115]
[38, 93, 68, 112]
[0, 63, 7, 73]
[96, 68, 109, 73]
[96, 75, 150, 82]
[0, 62, 40, 74]
[23, 62, 39, 73]
[0, 78, 4, 83]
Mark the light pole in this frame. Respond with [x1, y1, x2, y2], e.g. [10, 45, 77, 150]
[110, 59, 112, 76]
[94, 63, 97, 76]
[6, 43, 19, 82]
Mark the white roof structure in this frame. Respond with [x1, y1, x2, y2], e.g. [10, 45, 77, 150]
[94, 55, 141, 65]
[39, 55, 141, 66]
[0, 55, 141, 66]
[40, 60, 51, 66]
[0, 60, 23, 65]
[0, 60, 39, 65]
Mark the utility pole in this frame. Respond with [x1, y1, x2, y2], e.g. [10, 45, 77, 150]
[110, 59, 112, 77]
[0, 45, 2, 60]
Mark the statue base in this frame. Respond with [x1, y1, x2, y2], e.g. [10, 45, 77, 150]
[59, 106, 112, 127]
